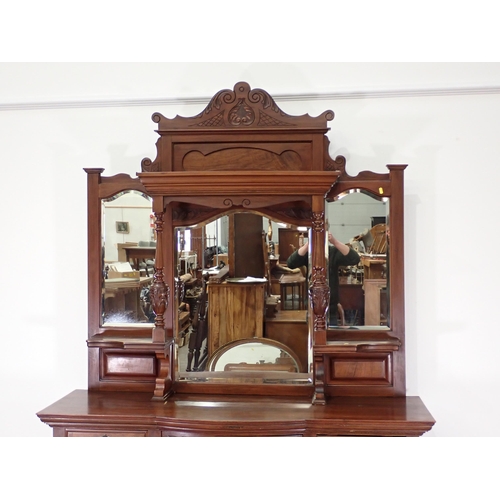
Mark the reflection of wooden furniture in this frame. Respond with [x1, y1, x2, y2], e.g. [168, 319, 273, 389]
[278, 228, 303, 264]
[364, 279, 387, 326]
[38, 82, 434, 437]
[103, 277, 152, 322]
[279, 274, 306, 310]
[361, 256, 386, 279]
[123, 245, 156, 276]
[265, 310, 308, 373]
[229, 213, 265, 278]
[179, 252, 197, 274]
[208, 282, 265, 357]
[368, 223, 387, 254]
[338, 282, 364, 325]
[338, 282, 364, 310]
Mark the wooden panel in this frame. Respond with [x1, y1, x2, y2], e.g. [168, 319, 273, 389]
[327, 353, 392, 385]
[208, 283, 265, 356]
[177, 145, 307, 171]
[265, 310, 308, 372]
[101, 350, 157, 380]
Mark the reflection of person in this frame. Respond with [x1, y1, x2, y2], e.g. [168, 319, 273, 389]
[287, 232, 360, 325]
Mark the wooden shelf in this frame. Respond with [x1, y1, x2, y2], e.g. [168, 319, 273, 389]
[37, 390, 435, 437]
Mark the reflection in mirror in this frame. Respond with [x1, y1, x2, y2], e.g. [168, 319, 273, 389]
[327, 190, 389, 329]
[101, 190, 154, 325]
[207, 339, 301, 373]
[174, 213, 312, 385]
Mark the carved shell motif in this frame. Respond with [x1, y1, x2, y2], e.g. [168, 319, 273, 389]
[228, 99, 255, 126]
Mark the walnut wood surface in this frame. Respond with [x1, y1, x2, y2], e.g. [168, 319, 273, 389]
[208, 282, 265, 356]
[69, 83, 435, 431]
[37, 390, 435, 437]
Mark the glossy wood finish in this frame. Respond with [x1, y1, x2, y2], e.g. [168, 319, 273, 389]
[37, 82, 435, 437]
[37, 390, 435, 437]
[208, 282, 265, 356]
[265, 310, 308, 372]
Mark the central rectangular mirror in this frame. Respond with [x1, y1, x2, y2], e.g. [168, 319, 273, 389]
[173, 213, 313, 386]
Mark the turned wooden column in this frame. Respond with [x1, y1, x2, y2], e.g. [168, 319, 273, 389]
[309, 196, 328, 404]
[150, 200, 170, 343]
[309, 197, 329, 345]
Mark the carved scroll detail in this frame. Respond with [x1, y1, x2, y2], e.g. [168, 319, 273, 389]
[153, 343, 174, 400]
[311, 210, 326, 233]
[223, 198, 251, 208]
[325, 154, 346, 172]
[141, 157, 159, 172]
[309, 208, 328, 331]
[309, 266, 330, 332]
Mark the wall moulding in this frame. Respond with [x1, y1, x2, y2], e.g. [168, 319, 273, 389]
[2, 85, 500, 112]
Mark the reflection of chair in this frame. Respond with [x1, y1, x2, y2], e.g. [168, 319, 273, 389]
[367, 224, 387, 254]
[186, 274, 209, 371]
[279, 273, 306, 310]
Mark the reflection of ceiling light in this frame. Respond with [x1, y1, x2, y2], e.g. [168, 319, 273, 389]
[277, 222, 287, 227]
[297, 226, 307, 231]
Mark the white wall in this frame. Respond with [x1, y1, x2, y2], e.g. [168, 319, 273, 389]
[2, 62, 500, 438]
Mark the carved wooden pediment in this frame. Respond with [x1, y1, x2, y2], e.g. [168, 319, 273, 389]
[141, 82, 336, 173]
[152, 81, 334, 131]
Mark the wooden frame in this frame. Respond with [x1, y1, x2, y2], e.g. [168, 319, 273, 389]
[36, 82, 435, 437]
[82, 82, 409, 403]
[115, 221, 129, 234]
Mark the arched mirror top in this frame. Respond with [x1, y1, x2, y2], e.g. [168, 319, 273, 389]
[206, 338, 304, 376]
[84, 82, 409, 401]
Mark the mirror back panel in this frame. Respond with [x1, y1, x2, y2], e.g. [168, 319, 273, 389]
[85, 82, 407, 402]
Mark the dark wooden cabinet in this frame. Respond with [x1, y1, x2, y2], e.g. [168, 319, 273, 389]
[38, 390, 434, 437]
[37, 82, 434, 436]
[278, 228, 304, 264]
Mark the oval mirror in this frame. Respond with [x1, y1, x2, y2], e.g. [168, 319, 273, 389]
[207, 338, 302, 373]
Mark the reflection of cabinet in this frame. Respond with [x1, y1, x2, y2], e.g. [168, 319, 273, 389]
[278, 228, 303, 264]
[229, 213, 265, 278]
[208, 282, 265, 356]
[265, 310, 308, 372]
[361, 256, 386, 279]
[364, 279, 387, 326]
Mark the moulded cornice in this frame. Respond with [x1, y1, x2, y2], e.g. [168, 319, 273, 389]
[138, 170, 340, 198]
